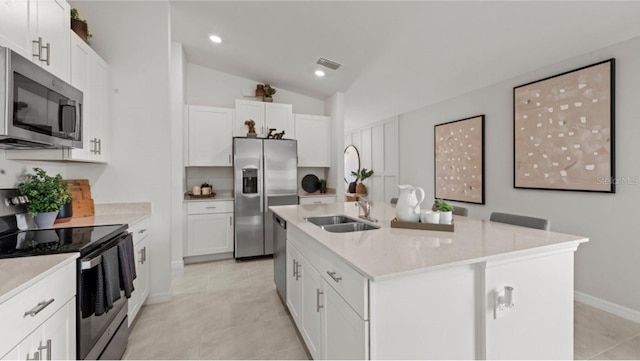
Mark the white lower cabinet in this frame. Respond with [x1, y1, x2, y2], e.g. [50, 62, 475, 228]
[128, 218, 151, 326]
[186, 201, 234, 256]
[323, 279, 368, 360]
[0, 261, 77, 360]
[286, 229, 369, 360]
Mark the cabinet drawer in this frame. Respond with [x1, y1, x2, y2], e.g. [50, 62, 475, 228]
[299, 196, 336, 205]
[187, 201, 233, 215]
[129, 217, 150, 244]
[289, 225, 368, 320]
[0, 261, 76, 358]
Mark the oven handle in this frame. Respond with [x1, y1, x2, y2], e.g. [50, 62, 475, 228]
[81, 254, 103, 271]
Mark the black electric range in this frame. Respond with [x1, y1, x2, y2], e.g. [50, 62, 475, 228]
[0, 224, 128, 259]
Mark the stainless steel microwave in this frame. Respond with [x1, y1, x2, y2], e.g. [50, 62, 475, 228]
[0, 46, 82, 149]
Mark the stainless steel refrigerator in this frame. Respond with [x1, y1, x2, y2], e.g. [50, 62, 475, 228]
[234, 138, 298, 259]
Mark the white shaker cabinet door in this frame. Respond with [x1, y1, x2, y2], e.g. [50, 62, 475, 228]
[0, 0, 31, 56]
[186, 213, 233, 256]
[265, 103, 293, 138]
[234, 100, 265, 137]
[186, 106, 234, 166]
[286, 241, 302, 323]
[33, 0, 71, 82]
[295, 114, 330, 167]
[299, 256, 323, 360]
[322, 279, 368, 360]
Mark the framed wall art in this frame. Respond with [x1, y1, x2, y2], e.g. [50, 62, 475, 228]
[434, 115, 485, 204]
[513, 59, 615, 193]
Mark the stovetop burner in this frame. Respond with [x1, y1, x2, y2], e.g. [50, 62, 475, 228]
[0, 224, 128, 259]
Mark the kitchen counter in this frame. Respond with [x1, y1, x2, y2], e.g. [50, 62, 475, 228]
[52, 202, 151, 228]
[270, 202, 588, 281]
[183, 192, 233, 202]
[0, 253, 77, 304]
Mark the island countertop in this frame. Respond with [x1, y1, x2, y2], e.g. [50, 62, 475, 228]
[269, 202, 588, 281]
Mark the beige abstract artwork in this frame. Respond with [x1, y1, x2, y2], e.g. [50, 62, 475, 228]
[514, 59, 614, 192]
[434, 115, 484, 204]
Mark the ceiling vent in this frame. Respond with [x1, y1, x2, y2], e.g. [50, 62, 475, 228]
[316, 57, 342, 70]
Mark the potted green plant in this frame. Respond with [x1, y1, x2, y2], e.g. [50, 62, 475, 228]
[18, 168, 72, 228]
[244, 119, 257, 138]
[70, 8, 92, 43]
[319, 179, 327, 194]
[433, 199, 454, 225]
[262, 84, 276, 102]
[350, 168, 374, 194]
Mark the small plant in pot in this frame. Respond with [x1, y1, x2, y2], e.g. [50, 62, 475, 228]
[70, 8, 92, 43]
[351, 168, 374, 194]
[433, 199, 454, 225]
[18, 168, 71, 229]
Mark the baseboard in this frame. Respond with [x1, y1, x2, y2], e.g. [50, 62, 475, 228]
[171, 260, 184, 276]
[575, 291, 640, 324]
[183, 252, 233, 264]
[145, 290, 173, 305]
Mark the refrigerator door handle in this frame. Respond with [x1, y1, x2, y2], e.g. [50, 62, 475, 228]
[260, 154, 265, 212]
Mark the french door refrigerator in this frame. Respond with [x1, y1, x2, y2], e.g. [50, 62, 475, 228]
[233, 138, 298, 258]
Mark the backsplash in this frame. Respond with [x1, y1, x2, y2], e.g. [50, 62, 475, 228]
[185, 166, 328, 194]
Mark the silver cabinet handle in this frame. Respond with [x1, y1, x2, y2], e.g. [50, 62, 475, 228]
[38, 339, 52, 360]
[89, 139, 95, 153]
[327, 271, 342, 283]
[292, 259, 297, 277]
[24, 299, 55, 317]
[229, 215, 232, 226]
[314, 201, 322, 204]
[316, 289, 324, 312]
[138, 249, 144, 264]
[143, 246, 147, 264]
[295, 262, 301, 280]
[32, 37, 43, 60]
[138, 228, 147, 234]
[42, 42, 50, 65]
[228, 154, 231, 164]
[97, 138, 102, 154]
[205, 206, 217, 209]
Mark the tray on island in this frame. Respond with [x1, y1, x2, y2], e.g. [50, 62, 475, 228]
[390, 218, 454, 232]
[186, 192, 217, 199]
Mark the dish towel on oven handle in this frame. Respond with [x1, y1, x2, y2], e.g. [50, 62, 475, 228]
[96, 245, 121, 316]
[117, 233, 137, 298]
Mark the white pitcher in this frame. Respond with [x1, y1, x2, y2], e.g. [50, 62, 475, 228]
[396, 184, 425, 222]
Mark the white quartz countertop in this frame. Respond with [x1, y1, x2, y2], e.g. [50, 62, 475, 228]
[184, 192, 234, 202]
[0, 253, 78, 304]
[269, 202, 589, 281]
[52, 202, 151, 228]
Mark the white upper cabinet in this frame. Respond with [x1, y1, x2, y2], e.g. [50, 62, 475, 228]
[32, 0, 71, 81]
[0, 0, 71, 82]
[185, 105, 234, 166]
[264, 103, 294, 138]
[234, 100, 293, 138]
[295, 114, 331, 167]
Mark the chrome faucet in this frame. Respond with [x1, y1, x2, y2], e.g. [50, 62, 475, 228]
[355, 199, 377, 222]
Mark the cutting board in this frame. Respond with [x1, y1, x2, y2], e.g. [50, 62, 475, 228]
[65, 179, 95, 217]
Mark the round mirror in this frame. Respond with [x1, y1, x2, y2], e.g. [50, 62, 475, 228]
[344, 145, 360, 184]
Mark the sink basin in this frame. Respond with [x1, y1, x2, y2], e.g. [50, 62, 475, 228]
[321, 222, 380, 233]
[305, 215, 359, 226]
[305, 215, 380, 233]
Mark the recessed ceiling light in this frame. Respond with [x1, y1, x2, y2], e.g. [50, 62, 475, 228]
[209, 35, 222, 44]
[315, 70, 325, 77]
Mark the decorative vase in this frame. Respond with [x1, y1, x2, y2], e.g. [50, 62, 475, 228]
[55, 202, 73, 223]
[348, 182, 357, 193]
[355, 183, 367, 194]
[255, 84, 265, 99]
[439, 211, 453, 225]
[263, 96, 273, 103]
[71, 18, 89, 42]
[34, 211, 59, 229]
[395, 184, 425, 223]
[247, 132, 257, 138]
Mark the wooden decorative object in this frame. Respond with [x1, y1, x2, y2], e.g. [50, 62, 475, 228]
[355, 183, 367, 194]
[435, 115, 485, 204]
[65, 179, 95, 217]
[514, 59, 615, 193]
[71, 18, 89, 43]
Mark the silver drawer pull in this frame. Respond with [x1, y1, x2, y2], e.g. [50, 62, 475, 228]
[205, 206, 217, 209]
[138, 228, 147, 234]
[327, 271, 342, 283]
[24, 298, 55, 317]
[316, 289, 324, 312]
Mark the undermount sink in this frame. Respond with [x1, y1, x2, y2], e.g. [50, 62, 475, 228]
[305, 215, 380, 233]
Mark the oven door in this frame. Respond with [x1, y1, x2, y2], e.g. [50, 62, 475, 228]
[77, 234, 129, 360]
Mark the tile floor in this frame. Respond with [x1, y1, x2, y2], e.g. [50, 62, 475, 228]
[124, 258, 640, 360]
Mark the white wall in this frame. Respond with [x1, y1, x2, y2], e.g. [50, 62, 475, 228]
[186, 63, 325, 115]
[0, 158, 66, 189]
[170, 42, 186, 273]
[398, 35, 640, 317]
[325, 93, 345, 196]
[66, 1, 173, 302]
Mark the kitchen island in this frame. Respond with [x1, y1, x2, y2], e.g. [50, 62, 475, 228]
[270, 202, 588, 360]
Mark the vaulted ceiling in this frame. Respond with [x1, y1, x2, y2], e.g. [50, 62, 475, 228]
[170, 1, 640, 130]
